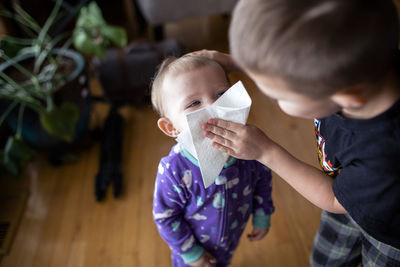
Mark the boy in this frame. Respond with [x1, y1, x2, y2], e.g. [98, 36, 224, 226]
[201, 0, 400, 265]
[151, 55, 274, 267]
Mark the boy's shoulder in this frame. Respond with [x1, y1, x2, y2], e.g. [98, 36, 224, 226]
[319, 98, 400, 140]
[315, 99, 400, 176]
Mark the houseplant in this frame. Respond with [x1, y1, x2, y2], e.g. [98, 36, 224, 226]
[0, 0, 127, 176]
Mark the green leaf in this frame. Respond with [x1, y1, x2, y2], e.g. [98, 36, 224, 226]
[101, 25, 127, 47]
[91, 44, 105, 59]
[12, 2, 42, 34]
[72, 30, 97, 54]
[2, 136, 34, 176]
[75, 2, 105, 28]
[17, 46, 39, 56]
[4, 135, 34, 162]
[0, 101, 18, 128]
[88, 2, 105, 21]
[83, 2, 105, 27]
[73, 1, 127, 57]
[3, 154, 20, 176]
[37, 64, 58, 83]
[37, 0, 62, 50]
[40, 102, 79, 142]
[0, 37, 25, 58]
[73, 29, 106, 58]
[0, 91, 43, 113]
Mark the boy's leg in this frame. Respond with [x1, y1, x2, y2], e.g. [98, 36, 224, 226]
[311, 211, 362, 267]
[360, 234, 400, 267]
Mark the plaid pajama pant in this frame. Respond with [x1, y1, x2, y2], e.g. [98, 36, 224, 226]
[311, 211, 400, 267]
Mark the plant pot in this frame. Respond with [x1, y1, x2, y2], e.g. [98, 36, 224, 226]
[0, 48, 91, 151]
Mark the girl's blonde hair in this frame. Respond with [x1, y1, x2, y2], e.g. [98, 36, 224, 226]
[151, 55, 226, 117]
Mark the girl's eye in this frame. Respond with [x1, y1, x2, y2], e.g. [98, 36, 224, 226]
[187, 100, 200, 109]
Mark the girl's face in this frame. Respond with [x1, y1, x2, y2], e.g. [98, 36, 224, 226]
[162, 64, 230, 133]
[246, 70, 342, 119]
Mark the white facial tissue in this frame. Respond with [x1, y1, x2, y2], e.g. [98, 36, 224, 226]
[176, 81, 252, 188]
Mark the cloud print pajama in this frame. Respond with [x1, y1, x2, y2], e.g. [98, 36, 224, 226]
[153, 144, 274, 266]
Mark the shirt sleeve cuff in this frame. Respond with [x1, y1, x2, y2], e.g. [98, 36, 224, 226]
[252, 214, 271, 229]
[181, 244, 204, 264]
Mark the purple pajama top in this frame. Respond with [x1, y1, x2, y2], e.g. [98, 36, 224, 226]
[153, 144, 274, 266]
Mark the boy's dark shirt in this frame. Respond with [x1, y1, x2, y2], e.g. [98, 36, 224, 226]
[314, 98, 400, 249]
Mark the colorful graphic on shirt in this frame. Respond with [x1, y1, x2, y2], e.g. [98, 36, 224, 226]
[216, 176, 240, 189]
[243, 185, 252, 196]
[172, 221, 181, 232]
[215, 175, 227, 185]
[154, 209, 174, 219]
[238, 204, 249, 218]
[182, 169, 193, 188]
[173, 144, 180, 154]
[230, 220, 239, 229]
[196, 196, 203, 207]
[314, 119, 341, 177]
[173, 185, 182, 194]
[200, 234, 210, 243]
[212, 193, 225, 209]
[158, 163, 165, 174]
[226, 177, 240, 189]
[255, 195, 263, 204]
[189, 213, 207, 220]
[181, 235, 195, 252]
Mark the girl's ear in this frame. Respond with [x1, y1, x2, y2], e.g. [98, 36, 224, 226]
[157, 117, 179, 137]
[331, 85, 367, 109]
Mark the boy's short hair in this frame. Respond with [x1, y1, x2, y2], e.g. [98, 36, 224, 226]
[151, 55, 226, 117]
[229, 0, 399, 97]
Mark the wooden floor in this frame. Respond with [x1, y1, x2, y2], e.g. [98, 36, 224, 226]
[0, 16, 321, 267]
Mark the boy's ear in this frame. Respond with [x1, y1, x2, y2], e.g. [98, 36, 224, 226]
[157, 117, 178, 137]
[331, 85, 367, 109]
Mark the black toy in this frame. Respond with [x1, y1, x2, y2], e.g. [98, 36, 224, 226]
[93, 39, 183, 201]
[95, 107, 123, 201]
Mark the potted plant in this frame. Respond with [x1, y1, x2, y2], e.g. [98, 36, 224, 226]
[0, 0, 127, 176]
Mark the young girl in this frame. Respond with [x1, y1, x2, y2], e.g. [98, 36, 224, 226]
[151, 55, 274, 267]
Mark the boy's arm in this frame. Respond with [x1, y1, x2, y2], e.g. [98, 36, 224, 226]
[203, 119, 346, 214]
[265, 143, 345, 213]
[153, 162, 205, 264]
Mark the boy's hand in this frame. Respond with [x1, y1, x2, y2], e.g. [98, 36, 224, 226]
[188, 251, 216, 267]
[202, 118, 275, 162]
[188, 50, 242, 74]
[247, 227, 269, 241]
